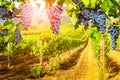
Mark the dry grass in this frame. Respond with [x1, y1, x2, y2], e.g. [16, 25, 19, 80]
[107, 50, 120, 67]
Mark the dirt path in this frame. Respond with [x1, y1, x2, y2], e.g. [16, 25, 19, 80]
[40, 38, 100, 80]
[74, 38, 100, 80]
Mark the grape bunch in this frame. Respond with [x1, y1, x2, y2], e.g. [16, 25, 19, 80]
[88, 9, 106, 34]
[14, 28, 22, 43]
[47, 5, 63, 35]
[77, 7, 106, 34]
[20, 3, 33, 29]
[0, 5, 9, 20]
[108, 25, 119, 50]
[77, 9, 90, 29]
[0, 5, 18, 20]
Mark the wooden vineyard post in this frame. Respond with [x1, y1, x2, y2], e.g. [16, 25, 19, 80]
[100, 37, 105, 79]
[7, 43, 10, 69]
[100, 38, 105, 67]
[39, 40, 43, 67]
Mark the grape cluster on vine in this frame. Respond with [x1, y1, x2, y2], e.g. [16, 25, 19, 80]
[47, 5, 63, 35]
[77, 6, 106, 34]
[0, 5, 18, 20]
[20, 3, 33, 29]
[108, 25, 119, 50]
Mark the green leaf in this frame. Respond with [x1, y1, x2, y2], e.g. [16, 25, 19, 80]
[16, 22, 23, 30]
[42, 42, 48, 51]
[2, 19, 14, 30]
[100, 0, 113, 12]
[4, 35, 9, 43]
[115, 0, 120, 3]
[101, 0, 105, 3]
[0, 0, 3, 5]
[5, 2, 15, 10]
[66, 3, 76, 11]
[9, 33, 16, 42]
[74, 20, 79, 29]
[0, 36, 2, 43]
[90, 0, 97, 8]
[81, 0, 90, 7]
[66, 10, 73, 17]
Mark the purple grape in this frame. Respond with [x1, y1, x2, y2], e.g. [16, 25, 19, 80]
[108, 25, 119, 50]
[0, 5, 19, 20]
[77, 8, 106, 33]
[20, 3, 33, 29]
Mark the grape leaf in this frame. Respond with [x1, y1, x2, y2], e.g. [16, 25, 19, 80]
[0, 0, 3, 5]
[16, 22, 23, 30]
[4, 35, 9, 43]
[2, 19, 14, 30]
[115, 0, 120, 3]
[101, 0, 105, 3]
[81, 0, 90, 8]
[90, 0, 96, 8]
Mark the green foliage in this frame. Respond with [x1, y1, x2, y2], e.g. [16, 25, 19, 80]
[6, 42, 14, 57]
[89, 27, 111, 59]
[37, 27, 87, 59]
[104, 33, 111, 54]
[31, 40, 40, 56]
[0, 20, 16, 54]
[65, 0, 80, 29]
[80, 0, 120, 17]
[0, 19, 23, 57]
[116, 35, 120, 49]
[65, 0, 120, 30]
[2, 19, 16, 43]
[100, 0, 113, 12]
[17, 27, 87, 59]
[30, 65, 46, 78]
[107, 0, 120, 18]
[0, 0, 15, 10]
[89, 27, 101, 59]
[12, 40, 33, 55]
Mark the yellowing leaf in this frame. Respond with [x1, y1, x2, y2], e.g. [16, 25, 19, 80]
[90, 0, 96, 8]
[66, 3, 75, 11]
[81, 0, 90, 7]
